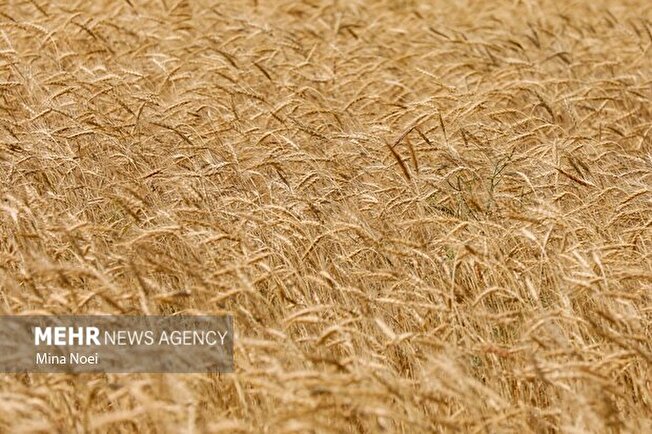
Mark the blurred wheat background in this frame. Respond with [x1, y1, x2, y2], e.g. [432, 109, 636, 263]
[0, 0, 651, 432]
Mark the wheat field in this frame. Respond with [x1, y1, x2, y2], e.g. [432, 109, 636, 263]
[0, 0, 651, 432]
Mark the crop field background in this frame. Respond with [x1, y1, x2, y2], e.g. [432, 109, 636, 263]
[0, 0, 651, 432]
